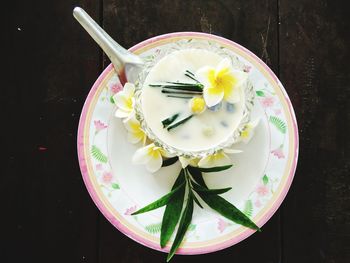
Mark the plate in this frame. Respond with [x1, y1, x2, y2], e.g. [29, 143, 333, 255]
[77, 32, 298, 254]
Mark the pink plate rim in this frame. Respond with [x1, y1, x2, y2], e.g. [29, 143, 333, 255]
[77, 32, 299, 255]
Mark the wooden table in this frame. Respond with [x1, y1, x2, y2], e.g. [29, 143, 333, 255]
[5, 0, 349, 262]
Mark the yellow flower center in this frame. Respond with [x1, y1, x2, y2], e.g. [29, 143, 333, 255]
[125, 97, 133, 110]
[147, 146, 160, 158]
[207, 67, 237, 98]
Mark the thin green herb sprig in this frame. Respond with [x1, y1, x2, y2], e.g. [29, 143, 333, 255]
[167, 115, 194, 131]
[131, 162, 260, 262]
[149, 70, 204, 94]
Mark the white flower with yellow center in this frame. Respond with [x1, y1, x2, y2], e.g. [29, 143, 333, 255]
[196, 58, 248, 107]
[189, 97, 206, 114]
[132, 143, 173, 173]
[240, 119, 260, 143]
[198, 150, 232, 168]
[113, 82, 135, 121]
[124, 116, 147, 144]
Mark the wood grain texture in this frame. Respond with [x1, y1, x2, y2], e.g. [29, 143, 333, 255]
[4, 0, 350, 262]
[279, 0, 350, 262]
[5, 0, 102, 262]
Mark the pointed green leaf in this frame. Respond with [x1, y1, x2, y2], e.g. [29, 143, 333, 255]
[262, 174, 269, 185]
[197, 193, 260, 231]
[131, 182, 185, 215]
[243, 199, 253, 218]
[160, 170, 186, 248]
[167, 194, 194, 262]
[91, 145, 108, 163]
[191, 180, 232, 195]
[162, 157, 179, 167]
[187, 166, 207, 187]
[110, 96, 115, 104]
[196, 165, 233, 173]
[191, 191, 203, 208]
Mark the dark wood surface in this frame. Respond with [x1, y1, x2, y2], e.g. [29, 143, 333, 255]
[5, 0, 349, 262]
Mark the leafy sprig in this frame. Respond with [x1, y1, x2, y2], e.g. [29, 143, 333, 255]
[131, 162, 260, 261]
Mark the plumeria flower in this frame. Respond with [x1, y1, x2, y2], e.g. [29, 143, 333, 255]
[240, 119, 260, 143]
[198, 150, 232, 168]
[113, 82, 135, 121]
[179, 156, 199, 168]
[189, 97, 206, 114]
[124, 116, 147, 144]
[132, 143, 173, 173]
[196, 58, 248, 107]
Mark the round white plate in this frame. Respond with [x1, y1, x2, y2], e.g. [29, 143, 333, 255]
[77, 32, 298, 254]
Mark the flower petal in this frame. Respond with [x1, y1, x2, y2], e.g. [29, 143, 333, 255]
[195, 66, 215, 88]
[146, 151, 163, 173]
[113, 93, 132, 112]
[198, 151, 232, 168]
[231, 70, 248, 89]
[123, 82, 135, 97]
[223, 148, 243, 154]
[132, 144, 153, 165]
[203, 86, 224, 107]
[179, 156, 190, 168]
[127, 131, 142, 144]
[215, 58, 232, 76]
[115, 108, 130, 118]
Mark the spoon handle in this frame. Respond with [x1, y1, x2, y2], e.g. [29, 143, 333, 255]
[73, 7, 143, 75]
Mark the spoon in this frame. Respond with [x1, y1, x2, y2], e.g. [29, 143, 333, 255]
[73, 7, 144, 83]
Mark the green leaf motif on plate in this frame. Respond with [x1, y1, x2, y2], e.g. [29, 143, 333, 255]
[256, 90, 265, 97]
[269, 116, 287, 134]
[262, 174, 269, 185]
[243, 200, 253, 218]
[111, 183, 120, 189]
[91, 145, 108, 163]
[110, 96, 115, 104]
[145, 222, 162, 235]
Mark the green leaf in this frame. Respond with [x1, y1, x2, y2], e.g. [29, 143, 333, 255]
[192, 182, 232, 195]
[91, 145, 108, 163]
[197, 193, 260, 231]
[110, 96, 115, 104]
[162, 157, 179, 167]
[187, 166, 207, 188]
[162, 113, 179, 128]
[111, 183, 120, 189]
[145, 222, 162, 234]
[243, 199, 253, 218]
[167, 194, 194, 262]
[262, 174, 269, 185]
[131, 183, 185, 215]
[196, 165, 233, 173]
[191, 191, 203, 208]
[160, 170, 186, 248]
[256, 90, 265, 97]
[269, 116, 287, 134]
